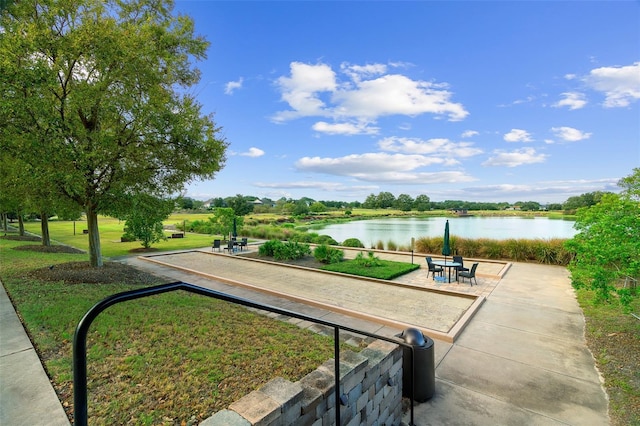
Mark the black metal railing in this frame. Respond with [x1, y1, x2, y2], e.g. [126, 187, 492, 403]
[73, 281, 418, 425]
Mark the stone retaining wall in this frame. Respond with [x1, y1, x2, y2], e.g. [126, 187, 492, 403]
[201, 339, 403, 426]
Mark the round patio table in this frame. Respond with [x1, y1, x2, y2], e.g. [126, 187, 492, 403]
[431, 260, 461, 283]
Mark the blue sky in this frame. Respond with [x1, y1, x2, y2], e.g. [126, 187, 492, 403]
[174, 1, 639, 204]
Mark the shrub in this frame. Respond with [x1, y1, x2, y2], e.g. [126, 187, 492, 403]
[313, 244, 344, 264]
[258, 239, 281, 257]
[342, 238, 365, 248]
[273, 241, 311, 261]
[387, 240, 397, 251]
[375, 240, 385, 250]
[354, 251, 382, 267]
[314, 234, 338, 245]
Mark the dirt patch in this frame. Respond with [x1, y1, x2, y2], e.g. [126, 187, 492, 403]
[129, 247, 161, 254]
[1, 234, 42, 242]
[27, 261, 165, 285]
[13, 244, 85, 254]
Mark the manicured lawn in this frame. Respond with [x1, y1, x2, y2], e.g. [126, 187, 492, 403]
[0, 234, 347, 425]
[22, 216, 218, 258]
[322, 258, 420, 280]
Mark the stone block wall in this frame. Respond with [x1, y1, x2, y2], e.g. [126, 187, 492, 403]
[201, 339, 403, 426]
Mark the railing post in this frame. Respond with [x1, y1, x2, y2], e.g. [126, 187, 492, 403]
[334, 327, 341, 425]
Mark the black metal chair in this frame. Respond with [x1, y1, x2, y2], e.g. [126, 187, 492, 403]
[458, 263, 478, 286]
[239, 237, 248, 251]
[212, 239, 221, 252]
[452, 255, 469, 281]
[223, 240, 235, 253]
[425, 256, 443, 279]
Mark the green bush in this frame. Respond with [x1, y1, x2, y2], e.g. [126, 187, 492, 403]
[273, 241, 311, 261]
[387, 240, 397, 251]
[342, 238, 365, 248]
[258, 239, 281, 257]
[313, 244, 344, 264]
[354, 251, 382, 267]
[314, 234, 338, 245]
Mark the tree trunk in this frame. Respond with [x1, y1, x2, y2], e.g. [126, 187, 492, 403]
[18, 215, 25, 236]
[1, 213, 7, 231]
[40, 212, 51, 246]
[86, 206, 103, 267]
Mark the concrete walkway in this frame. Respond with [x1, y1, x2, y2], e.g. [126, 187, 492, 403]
[0, 284, 70, 426]
[411, 262, 609, 425]
[0, 247, 609, 425]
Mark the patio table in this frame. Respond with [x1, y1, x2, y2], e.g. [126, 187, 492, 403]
[431, 260, 461, 283]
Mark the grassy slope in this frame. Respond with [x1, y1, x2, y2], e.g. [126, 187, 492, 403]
[0, 226, 346, 425]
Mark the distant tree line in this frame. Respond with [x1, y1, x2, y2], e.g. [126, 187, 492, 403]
[176, 191, 613, 217]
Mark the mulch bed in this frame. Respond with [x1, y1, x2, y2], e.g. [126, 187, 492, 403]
[27, 261, 166, 285]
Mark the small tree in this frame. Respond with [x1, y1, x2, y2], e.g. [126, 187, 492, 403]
[566, 169, 640, 308]
[119, 195, 175, 249]
[310, 201, 327, 213]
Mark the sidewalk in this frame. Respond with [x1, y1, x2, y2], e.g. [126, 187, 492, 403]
[0, 248, 609, 425]
[0, 283, 70, 426]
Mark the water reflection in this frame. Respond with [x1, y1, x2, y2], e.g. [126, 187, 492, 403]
[315, 216, 576, 246]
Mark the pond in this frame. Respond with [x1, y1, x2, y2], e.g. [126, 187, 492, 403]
[313, 216, 577, 246]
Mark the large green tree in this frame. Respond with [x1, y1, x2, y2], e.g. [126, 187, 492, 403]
[566, 169, 640, 308]
[0, 0, 227, 266]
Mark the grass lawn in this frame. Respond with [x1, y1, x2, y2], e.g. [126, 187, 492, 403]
[22, 216, 218, 258]
[576, 290, 640, 425]
[321, 258, 420, 280]
[0, 230, 351, 425]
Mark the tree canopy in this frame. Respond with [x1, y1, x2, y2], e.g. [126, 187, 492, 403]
[0, 0, 227, 266]
[566, 169, 640, 308]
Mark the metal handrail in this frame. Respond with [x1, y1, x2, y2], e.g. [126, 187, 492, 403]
[73, 281, 418, 425]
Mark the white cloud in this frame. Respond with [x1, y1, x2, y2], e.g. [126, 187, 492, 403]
[296, 153, 445, 175]
[294, 152, 476, 184]
[334, 74, 468, 121]
[377, 137, 483, 158]
[551, 126, 592, 142]
[254, 181, 377, 192]
[312, 121, 379, 135]
[272, 61, 468, 124]
[340, 62, 387, 82]
[224, 78, 244, 95]
[553, 92, 587, 110]
[461, 130, 479, 138]
[585, 62, 640, 107]
[504, 129, 533, 143]
[461, 178, 621, 201]
[482, 147, 547, 167]
[272, 62, 337, 121]
[238, 147, 265, 157]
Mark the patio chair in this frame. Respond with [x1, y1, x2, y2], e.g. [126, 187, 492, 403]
[425, 257, 444, 279]
[239, 237, 248, 251]
[212, 239, 221, 252]
[453, 255, 469, 280]
[223, 239, 235, 253]
[458, 263, 478, 286]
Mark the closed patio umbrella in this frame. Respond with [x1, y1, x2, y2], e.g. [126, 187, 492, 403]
[232, 216, 238, 238]
[442, 220, 451, 264]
